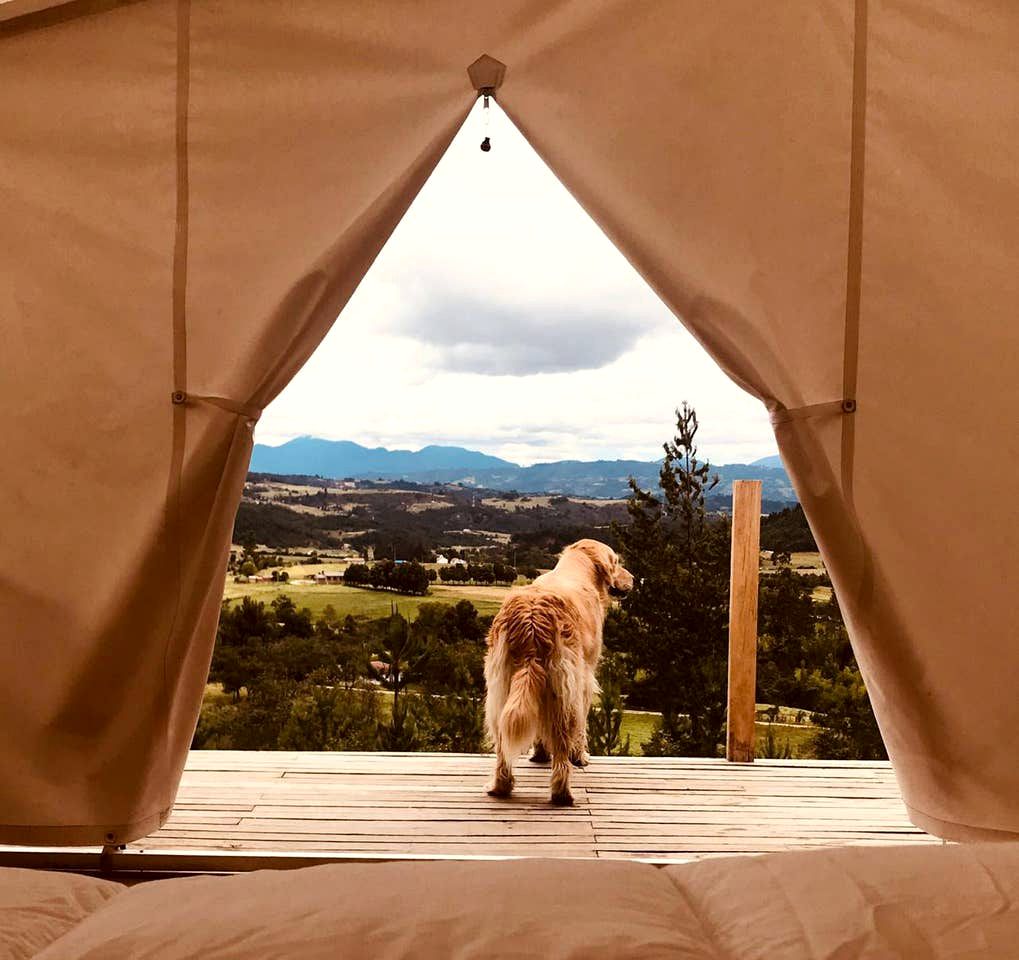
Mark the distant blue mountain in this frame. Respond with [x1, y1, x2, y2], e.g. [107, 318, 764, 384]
[249, 437, 513, 477]
[250, 438, 795, 503]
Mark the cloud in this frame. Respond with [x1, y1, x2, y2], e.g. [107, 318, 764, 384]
[255, 101, 778, 467]
[392, 296, 654, 376]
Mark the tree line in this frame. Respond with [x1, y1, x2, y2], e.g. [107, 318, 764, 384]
[342, 559, 431, 595]
[436, 562, 518, 584]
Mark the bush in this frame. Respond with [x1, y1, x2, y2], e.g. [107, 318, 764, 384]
[411, 694, 486, 753]
[278, 681, 382, 751]
[756, 726, 794, 759]
[588, 653, 631, 756]
[811, 668, 887, 760]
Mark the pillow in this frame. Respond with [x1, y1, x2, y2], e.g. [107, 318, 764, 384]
[33, 858, 714, 959]
[664, 842, 1019, 959]
[0, 867, 123, 960]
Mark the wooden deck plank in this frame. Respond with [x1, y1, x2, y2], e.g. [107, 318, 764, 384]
[129, 751, 934, 863]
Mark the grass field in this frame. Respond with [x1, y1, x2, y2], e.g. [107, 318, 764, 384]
[788, 550, 825, 572]
[222, 578, 507, 618]
[616, 711, 816, 758]
[228, 551, 830, 621]
[618, 710, 660, 751]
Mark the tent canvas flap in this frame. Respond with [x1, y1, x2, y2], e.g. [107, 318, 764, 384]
[1, 0, 1017, 845]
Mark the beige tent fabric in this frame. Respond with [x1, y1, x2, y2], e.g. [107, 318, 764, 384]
[0, 0, 74, 21]
[0, 0, 1016, 845]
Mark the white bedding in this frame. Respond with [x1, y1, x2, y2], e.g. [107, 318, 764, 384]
[6, 843, 1019, 959]
[0, 868, 122, 960]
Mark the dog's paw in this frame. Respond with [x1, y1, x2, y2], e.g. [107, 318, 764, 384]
[529, 747, 551, 764]
[486, 781, 513, 798]
[549, 791, 575, 807]
[569, 752, 591, 768]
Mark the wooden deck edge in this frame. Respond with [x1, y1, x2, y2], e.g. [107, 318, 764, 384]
[0, 846, 696, 878]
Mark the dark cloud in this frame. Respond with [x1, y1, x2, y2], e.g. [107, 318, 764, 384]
[394, 297, 655, 376]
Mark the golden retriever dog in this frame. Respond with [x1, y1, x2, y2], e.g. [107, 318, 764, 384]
[484, 539, 634, 806]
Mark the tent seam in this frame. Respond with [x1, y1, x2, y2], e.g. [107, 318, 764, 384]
[0, 806, 171, 834]
[841, 0, 868, 508]
[769, 399, 846, 425]
[154, 0, 191, 840]
[189, 393, 262, 419]
[172, 0, 189, 396]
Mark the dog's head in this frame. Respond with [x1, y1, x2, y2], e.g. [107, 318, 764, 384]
[564, 539, 635, 599]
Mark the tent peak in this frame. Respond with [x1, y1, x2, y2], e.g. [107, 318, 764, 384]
[467, 54, 506, 93]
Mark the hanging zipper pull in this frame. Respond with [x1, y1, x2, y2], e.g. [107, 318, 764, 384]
[480, 90, 492, 152]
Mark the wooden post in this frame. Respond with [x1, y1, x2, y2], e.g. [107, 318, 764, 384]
[726, 480, 762, 763]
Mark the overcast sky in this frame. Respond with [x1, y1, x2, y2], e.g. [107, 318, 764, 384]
[256, 102, 776, 467]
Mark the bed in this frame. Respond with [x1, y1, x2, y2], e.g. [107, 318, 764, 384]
[5, 842, 1018, 959]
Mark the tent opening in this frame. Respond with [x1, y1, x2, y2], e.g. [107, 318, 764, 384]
[162, 101, 894, 863]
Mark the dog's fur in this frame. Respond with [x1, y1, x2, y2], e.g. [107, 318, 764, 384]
[483, 539, 634, 806]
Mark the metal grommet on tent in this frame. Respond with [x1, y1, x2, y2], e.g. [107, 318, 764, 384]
[171, 390, 186, 405]
[841, 398, 857, 413]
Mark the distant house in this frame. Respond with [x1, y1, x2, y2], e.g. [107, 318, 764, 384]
[449, 557, 467, 567]
[369, 660, 393, 680]
[312, 571, 344, 583]
[435, 554, 450, 565]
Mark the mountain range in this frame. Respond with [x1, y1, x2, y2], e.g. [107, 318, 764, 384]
[249, 437, 794, 503]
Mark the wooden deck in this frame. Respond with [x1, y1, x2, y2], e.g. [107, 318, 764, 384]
[128, 750, 935, 863]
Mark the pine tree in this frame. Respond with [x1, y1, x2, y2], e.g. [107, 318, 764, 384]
[614, 403, 731, 756]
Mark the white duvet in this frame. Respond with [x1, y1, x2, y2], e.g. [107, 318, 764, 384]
[4, 843, 1018, 959]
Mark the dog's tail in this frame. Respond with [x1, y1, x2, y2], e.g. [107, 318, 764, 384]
[486, 593, 576, 758]
[499, 660, 546, 759]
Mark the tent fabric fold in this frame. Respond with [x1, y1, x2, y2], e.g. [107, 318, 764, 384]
[1, 0, 1016, 846]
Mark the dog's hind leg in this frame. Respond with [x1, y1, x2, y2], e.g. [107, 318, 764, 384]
[547, 710, 578, 805]
[487, 735, 515, 798]
[548, 736, 574, 806]
[529, 740, 551, 763]
[484, 636, 516, 797]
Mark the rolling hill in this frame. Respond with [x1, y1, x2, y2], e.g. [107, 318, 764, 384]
[250, 437, 796, 503]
